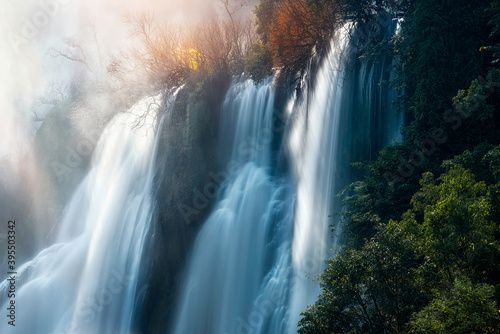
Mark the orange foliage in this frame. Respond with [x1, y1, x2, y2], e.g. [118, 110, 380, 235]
[268, 0, 337, 74]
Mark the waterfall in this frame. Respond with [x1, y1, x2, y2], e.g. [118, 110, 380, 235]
[3, 18, 405, 334]
[171, 20, 403, 334]
[285, 25, 353, 331]
[286, 21, 403, 331]
[0, 91, 178, 334]
[172, 78, 295, 334]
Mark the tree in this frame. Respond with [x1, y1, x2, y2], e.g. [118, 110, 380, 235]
[338, 0, 410, 23]
[409, 279, 500, 334]
[244, 42, 273, 84]
[186, 15, 256, 74]
[300, 158, 500, 333]
[122, 13, 189, 88]
[298, 222, 425, 334]
[401, 165, 498, 286]
[120, 7, 256, 88]
[392, 0, 491, 137]
[267, 0, 338, 78]
[254, 0, 279, 43]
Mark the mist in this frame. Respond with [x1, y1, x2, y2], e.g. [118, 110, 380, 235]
[0, 0, 256, 260]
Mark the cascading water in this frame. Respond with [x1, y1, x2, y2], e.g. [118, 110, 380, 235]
[0, 91, 177, 334]
[172, 20, 404, 334]
[286, 21, 403, 331]
[172, 78, 295, 334]
[2, 17, 404, 334]
[285, 26, 354, 330]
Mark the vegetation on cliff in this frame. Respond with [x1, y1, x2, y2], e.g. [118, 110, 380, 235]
[299, 0, 500, 332]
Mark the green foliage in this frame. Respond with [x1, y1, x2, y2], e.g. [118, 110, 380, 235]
[344, 0, 500, 249]
[343, 143, 421, 248]
[392, 0, 491, 137]
[482, 0, 500, 65]
[244, 43, 274, 84]
[306, 0, 334, 16]
[339, 0, 410, 23]
[402, 165, 498, 286]
[453, 69, 500, 122]
[409, 279, 500, 334]
[303, 1, 500, 333]
[301, 158, 500, 333]
[254, 0, 279, 44]
[298, 222, 425, 334]
[489, 0, 500, 37]
[248, 0, 500, 332]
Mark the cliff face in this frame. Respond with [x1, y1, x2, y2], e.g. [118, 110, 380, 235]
[136, 70, 232, 333]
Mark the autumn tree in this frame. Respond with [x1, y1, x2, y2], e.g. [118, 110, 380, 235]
[254, 0, 279, 44]
[186, 15, 256, 74]
[116, 14, 190, 88]
[267, 0, 339, 79]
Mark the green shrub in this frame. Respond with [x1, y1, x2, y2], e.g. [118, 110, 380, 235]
[245, 43, 274, 84]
